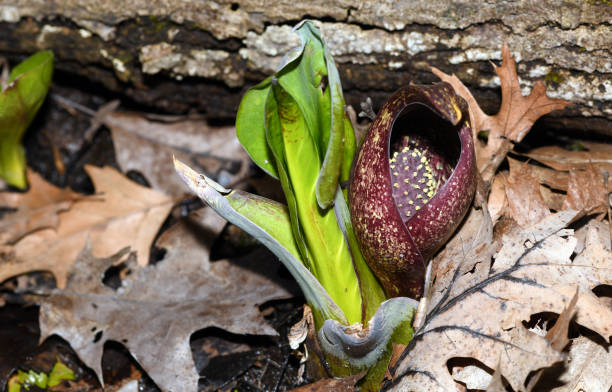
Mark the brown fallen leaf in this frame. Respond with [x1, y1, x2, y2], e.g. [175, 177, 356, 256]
[0, 170, 79, 244]
[529, 164, 571, 191]
[573, 219, 611, 256]
[0, 166, 172, 288]
[485, 366, 507, 392]
[526, 290, 578, 391]
[505, 158, 551, 227]
[539, 185, 566, 212]
[549, 336, 612, 392]
[508, 159, 612, 206]
[451, 363, 495, 391]
[432, 43, 569, 183]
[102, 110, 249, 197]
[487, 172, 507, 223]
[0, 169, 78, 209]
[523, 141, 612, 173]
[387, 207, 612, 392]
[39, 208, 293, 392]
[563, 163, 608, 217]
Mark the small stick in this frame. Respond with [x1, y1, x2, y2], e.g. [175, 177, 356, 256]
[272, 354, 290, 392]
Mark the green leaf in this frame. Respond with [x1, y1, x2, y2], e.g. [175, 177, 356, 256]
[267, 81, 362, 324]
[315, 47, 350, 208]
[333, 191, 386, 323]
[264, 84, 313, 270]
[240, 20, 354, 209]
[48, 359, 75, 387]
[173, 158, 348, 327]
[341, 106, 356, 185]
[235, 77, 275, 177]
[277, 22, 326, 152]
[278, 21, 351, 209]
[0, 50, 53, 188]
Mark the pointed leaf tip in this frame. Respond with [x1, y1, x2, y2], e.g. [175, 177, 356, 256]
[173, 157, 229, 195]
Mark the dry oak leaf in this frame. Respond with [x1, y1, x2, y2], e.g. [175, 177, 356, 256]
[0, 169, 79, 244]
[573, 219, 611, 257]
[523, 141, 612, 175]
[432, 43, 569, 182]
[39, 208, 293, 392]
[387, 208, 612, 392]
[525, 291, 578, 391]
[562, 163, 608, 217]
[549, 336, 612, 392]
[528, 164, 572, 192]
[505, 158, 551, 228]
[0, 165, 172, 288]
[102, 109, 249, 197]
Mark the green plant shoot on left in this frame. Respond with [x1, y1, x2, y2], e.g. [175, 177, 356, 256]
[0, 51, 53, 189]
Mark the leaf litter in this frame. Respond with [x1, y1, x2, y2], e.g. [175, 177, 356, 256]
[0, 165, 173, 289]
[432, 42, 570, 183]
[1, 40, 611, 392]
[505, 158, 551, 227]
[387, 207, 612, 391]
[106, 110, 250, 197]
[53, 95, 251, 198]
[38, 208, 293, 392]
[0, 169, 79, 244]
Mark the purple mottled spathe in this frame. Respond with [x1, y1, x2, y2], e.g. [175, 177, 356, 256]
[348, 83, 477, 299]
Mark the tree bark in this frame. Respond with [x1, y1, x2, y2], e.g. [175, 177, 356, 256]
[0, 0, 610, 134]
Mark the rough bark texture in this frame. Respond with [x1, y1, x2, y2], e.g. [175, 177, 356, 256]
[1, 0, 610, 134]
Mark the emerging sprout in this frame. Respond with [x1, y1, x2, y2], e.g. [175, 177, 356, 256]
[0, 51, 53, 189]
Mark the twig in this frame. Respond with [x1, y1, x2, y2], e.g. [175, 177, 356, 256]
[272, 354, 290, 392]
[51, 93, 98, 117]
[51, 94, 121, 143]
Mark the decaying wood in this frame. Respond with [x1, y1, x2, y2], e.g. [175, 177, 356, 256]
[0, 0, 609, 134]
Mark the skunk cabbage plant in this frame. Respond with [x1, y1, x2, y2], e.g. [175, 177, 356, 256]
[175, 21, 476, 390]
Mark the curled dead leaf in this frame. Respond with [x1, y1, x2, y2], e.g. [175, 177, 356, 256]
[563, 163, 608, 217]
[432, 42, 569, 183]
[505, 158, 551, 227]
[523, 141, 612, 174]
[0, 170, 79, 244]
[105, 110, 249, 197]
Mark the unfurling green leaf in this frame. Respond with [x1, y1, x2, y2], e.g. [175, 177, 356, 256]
[237, 21, 354, 209]
[236, 21, 382, 326]
[0, 51, 53, 188]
